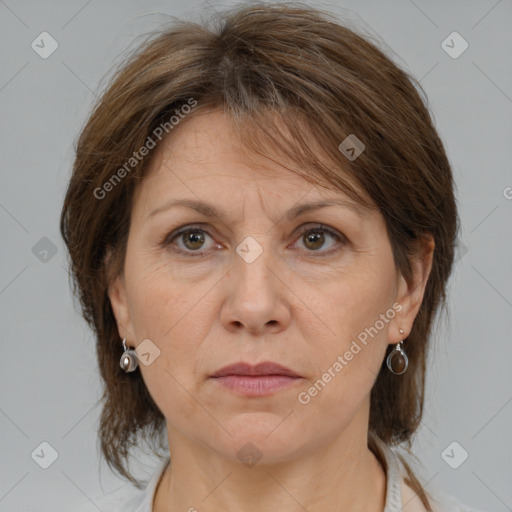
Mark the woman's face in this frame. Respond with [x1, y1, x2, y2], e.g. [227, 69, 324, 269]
[109, 110, 432, 464]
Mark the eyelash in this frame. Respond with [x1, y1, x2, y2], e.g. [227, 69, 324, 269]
[163, 223, 347, 257]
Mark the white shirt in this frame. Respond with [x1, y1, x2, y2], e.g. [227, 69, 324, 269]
[76, 441, 483, 512]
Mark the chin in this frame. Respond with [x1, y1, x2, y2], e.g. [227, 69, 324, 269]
[210, 415, 310, 466]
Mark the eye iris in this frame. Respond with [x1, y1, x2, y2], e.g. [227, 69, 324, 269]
[176, 228, 332, 253]
[304, 231, 324, 250]
[183, 230, 205, 250]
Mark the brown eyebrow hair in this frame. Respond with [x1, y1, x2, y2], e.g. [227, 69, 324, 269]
[148, 198, 375, 222]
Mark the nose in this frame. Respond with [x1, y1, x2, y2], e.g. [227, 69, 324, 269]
[220, 243, 291, 336]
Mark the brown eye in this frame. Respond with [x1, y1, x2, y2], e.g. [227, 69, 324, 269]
[295, 225, 346, 255]
[181, 230, 206, 251]
[303, 230, 326, 251]
[165, 225, 217, 256]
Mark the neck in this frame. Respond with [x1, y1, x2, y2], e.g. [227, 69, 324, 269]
[154, 422, 386, 512]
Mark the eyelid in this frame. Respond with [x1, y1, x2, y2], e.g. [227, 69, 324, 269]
[163, 223, 216, 254]
[292, 223, 348, 255]
[163, 223, 213, 242]
[163, 222, 348, 256]
[294, 223, 347, 242]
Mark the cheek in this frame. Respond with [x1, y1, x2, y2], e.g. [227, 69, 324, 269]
[124, 261, 212, 400]
[126, 256, 197, 336]
[299, 261, 396, 408]
[127, 273, 207, 427]
[318, 259, 396, 345]
[128, 273, 207, 372]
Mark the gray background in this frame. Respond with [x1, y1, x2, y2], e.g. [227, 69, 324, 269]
[1, 0, 511, 511]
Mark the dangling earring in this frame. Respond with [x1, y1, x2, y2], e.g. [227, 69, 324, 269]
[386, 328, 408, 375]
[120, 338, 138, 372]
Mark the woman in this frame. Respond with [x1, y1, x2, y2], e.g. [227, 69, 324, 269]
[61, 3, 479, 511]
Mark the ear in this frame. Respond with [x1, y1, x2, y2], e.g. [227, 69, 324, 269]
[389, 234, 435, 344]
[106, 248, 135, 342]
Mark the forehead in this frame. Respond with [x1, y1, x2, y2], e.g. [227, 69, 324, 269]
[134, 110, 375, 221]
[147, 110, 308, 185]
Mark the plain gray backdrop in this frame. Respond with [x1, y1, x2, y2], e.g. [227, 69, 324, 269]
[1, 0, 511, 511]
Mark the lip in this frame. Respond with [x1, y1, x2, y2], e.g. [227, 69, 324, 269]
[211, 361, 302, 378]
[210, 362, 303, 397]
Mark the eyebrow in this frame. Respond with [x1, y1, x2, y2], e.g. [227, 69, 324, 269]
[148, 198, 372, 222]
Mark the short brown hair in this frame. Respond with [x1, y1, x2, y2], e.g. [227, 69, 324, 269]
[60, 2, 459, 507]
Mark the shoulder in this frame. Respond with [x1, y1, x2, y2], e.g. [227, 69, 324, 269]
[398, 464, 484, 512]
[72, 486, 141, 512]
[73, 457, 170, 512]
[402, 481, 486, 512]
[372, 436, 483, 512]
[73, 484, 146, 512]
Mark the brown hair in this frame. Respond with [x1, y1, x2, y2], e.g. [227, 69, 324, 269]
[60, 2, 459, 507]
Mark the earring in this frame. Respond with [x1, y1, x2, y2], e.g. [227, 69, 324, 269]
[386, 328, 408, 375]
[120, 338, 138, 373]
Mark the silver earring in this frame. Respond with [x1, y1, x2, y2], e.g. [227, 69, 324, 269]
[120, 338, 138, 373]
[386, 329, 408, 375]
